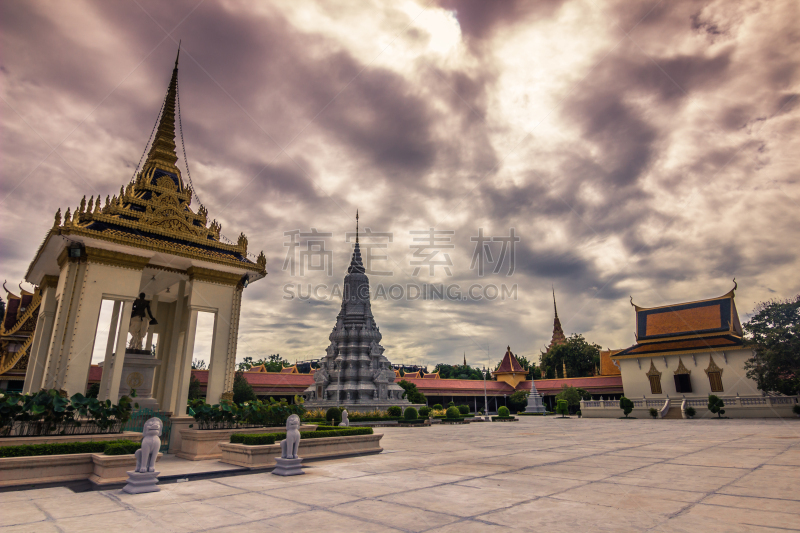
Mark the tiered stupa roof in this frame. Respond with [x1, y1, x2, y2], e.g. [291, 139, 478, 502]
[32, 48, 265, 277]
[546, 288, 567, 352]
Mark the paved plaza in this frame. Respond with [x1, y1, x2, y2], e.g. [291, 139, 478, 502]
[2, 417, 799, 532]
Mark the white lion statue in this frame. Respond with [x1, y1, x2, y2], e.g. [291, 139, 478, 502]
[280, 414, 301, 459]
[135, 417, 162, 473]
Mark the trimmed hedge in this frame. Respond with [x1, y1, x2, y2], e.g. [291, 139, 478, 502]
[498, 406, 510, 417]
[230, 427, 374, 446]
[326, 407, 342, 424]
[387, 406, 402, 417]
[404, 407, 418, 421]
[0, 439, 141, 458]
[103, 440, 142, 456]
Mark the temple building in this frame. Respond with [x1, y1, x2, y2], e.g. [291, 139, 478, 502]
[582, 281, 798, 418]
[0, 285, 42, 392]
[19, 49, 266, 414]
[303, 215, 413, 411]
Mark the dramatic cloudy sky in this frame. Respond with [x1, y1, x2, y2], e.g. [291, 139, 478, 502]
[2, 0, 798, 368]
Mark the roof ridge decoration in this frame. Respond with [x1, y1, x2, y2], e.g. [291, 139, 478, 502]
[47, 48, 267, 274]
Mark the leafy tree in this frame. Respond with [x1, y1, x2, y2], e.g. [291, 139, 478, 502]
[555, 386, 591, 413]
[0, 296, 5, 319]
[619, 396, 634, 418]
[232, 372, 257, 404]
[188, 373, 204, 401]
[434, 364, 485, 380]
[86, 383, 100, 399]
[555, 399, 569, 417]
[508, 390, 529, 413]
[743, 296, 800, 396]
[237, 354, 291, 373]
[708, 395, 725, 418]
[457, 404, 469, 415]
[541, 334, 601, 379]
[192, 358, 207, 370]
[398, 380, 426, 404]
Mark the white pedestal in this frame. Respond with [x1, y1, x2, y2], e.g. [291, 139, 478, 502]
[122, 470, 160, 494]
[272, 457, 304, 476]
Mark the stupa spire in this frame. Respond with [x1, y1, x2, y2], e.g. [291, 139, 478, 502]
[142, 44, 182, 181]
[347, 211, 365, 275]
[547, 287, 567, 353]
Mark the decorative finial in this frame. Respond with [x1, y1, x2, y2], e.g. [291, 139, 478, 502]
[732, 277, 737, 292]
[552, 285, 558, 318]
[355, 210, 359, 245]
[54, 208, 61, 227]
[629, 295, 634, 307]
[175, 40, 181, 69]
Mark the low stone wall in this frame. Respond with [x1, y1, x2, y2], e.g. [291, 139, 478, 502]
[176, 424, 318, 461]
[0, 431, 143, 448]
[219, 433, 383, 469]
[581, 396, 800, 419]
[0, 452, 161, 488]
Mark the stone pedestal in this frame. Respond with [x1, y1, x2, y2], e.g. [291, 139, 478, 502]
[101, 350, 161, 409]
[122, 470, 160, 494]
[272, 457, 304, 476]
[525, 382, 546, 414]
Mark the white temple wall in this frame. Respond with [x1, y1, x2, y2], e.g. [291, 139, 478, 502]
[160, 281, 190, 415]
[618, 348, 759, 399]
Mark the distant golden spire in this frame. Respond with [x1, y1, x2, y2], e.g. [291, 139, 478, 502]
[142, 45, 182, 182]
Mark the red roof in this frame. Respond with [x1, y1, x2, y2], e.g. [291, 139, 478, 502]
[532, 376, 623, 394]
[495, 346, 525, 373]
[398, 377, 517, 394]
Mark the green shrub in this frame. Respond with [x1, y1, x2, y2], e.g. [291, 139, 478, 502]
[387, 406, 402, 417]
[685, 406, 696, 418]
[432, 404, 443, 410]
[576, 410, 582, 418]
[708, 395, 725, 418]
[103, 440, 142, 456]
[404, 407, 418, 421]
[619, 396, 634, 418]
[326, 407, 342, 424]
[457, 405, 470, 415]
[0, 439, 143, 458]
[649, 408, 658, 419]
[445, 406, 460, 419]
[498, 406, 510, 417]
[447, 401, 456, 408]
[419, 406, 431, 417]
[230, 427, 373, 445]
[555, 400, 569, 417]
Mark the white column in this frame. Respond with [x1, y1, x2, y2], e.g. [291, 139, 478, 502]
[98, 301, 122, 401]
[175, 308, 200, 414]
[107, 299, 135, 402]
[161, 281, 188, 414]
[22, 284, 58, 393]
[43, 261, 81, 389]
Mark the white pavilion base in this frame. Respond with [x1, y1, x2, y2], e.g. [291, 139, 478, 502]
[272, 457, 304, 476]
[122, 470, 160, 494]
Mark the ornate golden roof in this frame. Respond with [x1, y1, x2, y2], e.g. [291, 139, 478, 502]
[46, 49, 266, 274]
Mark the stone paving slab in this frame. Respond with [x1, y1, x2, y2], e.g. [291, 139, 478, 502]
[0, 417, 798, 532]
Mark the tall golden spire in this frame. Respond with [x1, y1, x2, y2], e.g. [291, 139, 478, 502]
[142, 45, 182, 182]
